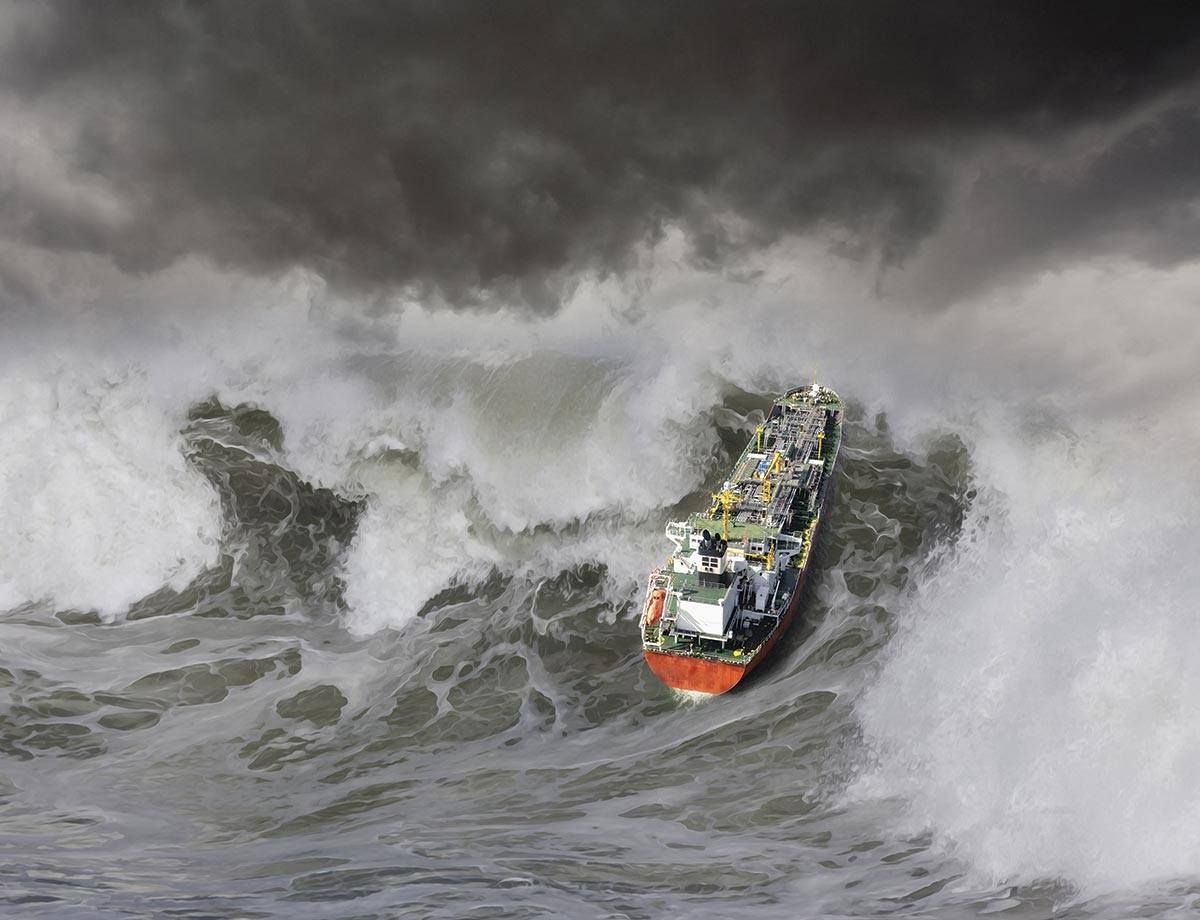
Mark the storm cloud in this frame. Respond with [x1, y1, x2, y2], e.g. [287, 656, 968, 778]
[4, 1, 1200, 309]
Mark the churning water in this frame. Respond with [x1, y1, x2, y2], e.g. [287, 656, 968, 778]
[2, 251, 1199, 918]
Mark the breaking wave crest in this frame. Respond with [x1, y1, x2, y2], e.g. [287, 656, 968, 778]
[2, 251, 1200, 914]
[854, 419, 1200, 895]
[0, 362, 221, 617]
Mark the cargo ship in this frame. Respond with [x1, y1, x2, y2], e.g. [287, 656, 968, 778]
[640, 384, 843, 693]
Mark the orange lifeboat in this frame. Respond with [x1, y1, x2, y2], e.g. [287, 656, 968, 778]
[645, 588, 666, 625]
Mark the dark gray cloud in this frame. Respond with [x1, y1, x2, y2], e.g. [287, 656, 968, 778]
[4, 1, 1200, 308]
[889, 100, 1200, 306]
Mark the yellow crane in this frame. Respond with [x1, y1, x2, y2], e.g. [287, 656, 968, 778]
[760, 450, 784, 505]
[709, 488, 738, 540]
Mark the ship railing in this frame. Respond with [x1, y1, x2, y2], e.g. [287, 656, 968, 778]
[765, 578, 789, 616]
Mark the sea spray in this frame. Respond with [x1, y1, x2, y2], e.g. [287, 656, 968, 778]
[853, 419, 1200, 894]
[0, 362, 221, 617]
[1, 244, 1199, 913]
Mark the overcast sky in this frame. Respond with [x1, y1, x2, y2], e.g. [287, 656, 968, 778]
[3, 1, 1200, 318]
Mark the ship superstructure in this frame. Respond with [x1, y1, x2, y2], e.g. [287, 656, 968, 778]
[640, 384, 843, 693]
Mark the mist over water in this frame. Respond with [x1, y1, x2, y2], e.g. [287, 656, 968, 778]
[1, 241, 1199, 918]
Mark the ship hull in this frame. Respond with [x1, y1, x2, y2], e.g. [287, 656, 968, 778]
[639, 383, 840, 695]
[644, 563, 809, 694]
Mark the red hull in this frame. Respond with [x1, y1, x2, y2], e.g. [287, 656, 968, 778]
[643, 567, 808, 694]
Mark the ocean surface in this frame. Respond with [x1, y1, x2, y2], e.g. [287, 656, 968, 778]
[2, 292, 1198, 919]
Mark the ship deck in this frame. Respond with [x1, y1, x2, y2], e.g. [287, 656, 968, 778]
[667, 571, 728, 605]
[684, 516, 780, 542]
[648, 610, 779, 663]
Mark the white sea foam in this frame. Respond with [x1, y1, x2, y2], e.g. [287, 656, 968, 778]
[340, 459, 499, 635]
[0, 361, 221, 617]
[320, 350, 726, 633]
[8, 237, 1200, 899]
[833, 257, 1200, 895]
[852, 418, 1200, 893]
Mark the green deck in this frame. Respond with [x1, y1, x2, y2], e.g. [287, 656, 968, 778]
[686, 516, 779, 542]
[667, 571, 730, 605]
